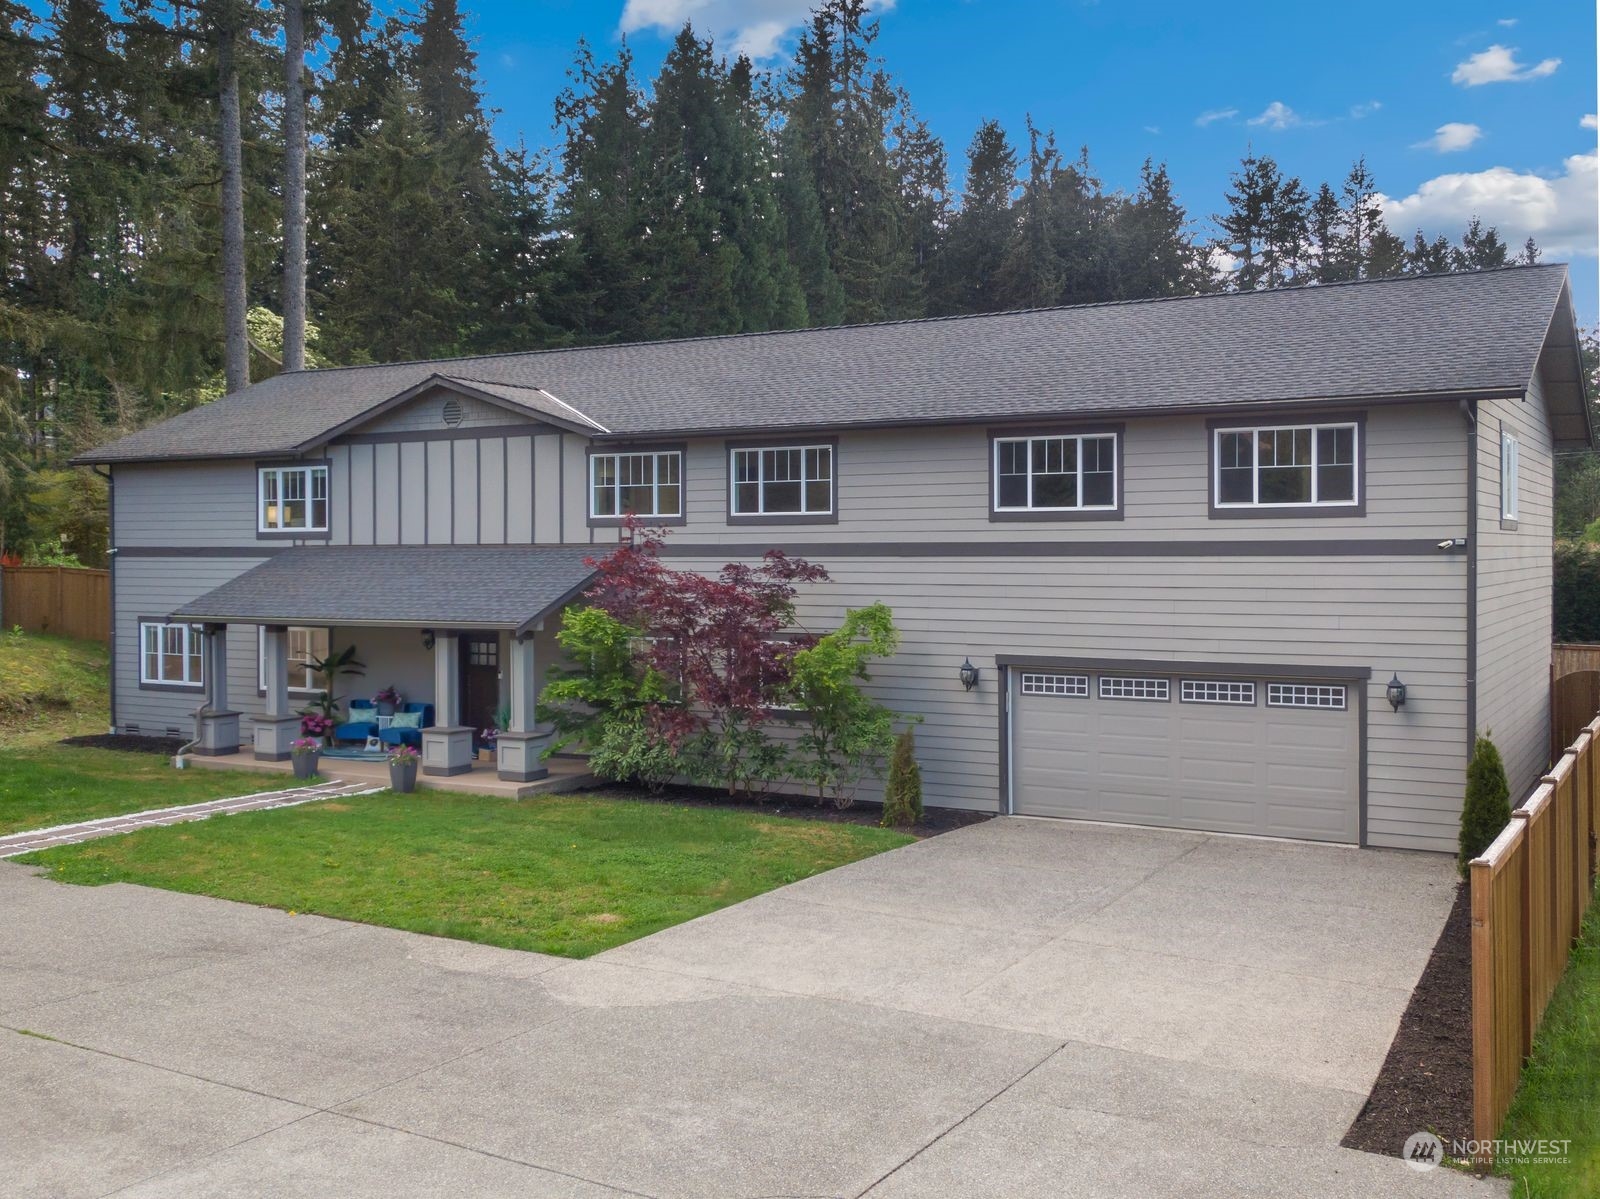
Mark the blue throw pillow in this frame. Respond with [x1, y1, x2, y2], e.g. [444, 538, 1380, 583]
[389, 711, 422, 729]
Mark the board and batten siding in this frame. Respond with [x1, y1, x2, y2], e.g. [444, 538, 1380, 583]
[1474, 368, 1556, 801]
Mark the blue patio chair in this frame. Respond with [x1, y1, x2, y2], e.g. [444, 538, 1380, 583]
[379, 703, 434, 750]
[333, 699, 380, 744]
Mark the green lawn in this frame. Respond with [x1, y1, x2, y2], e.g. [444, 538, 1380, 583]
[0, 745, 292, 837]
[1498, 886, 1600, 1198]
[18, 791, 914, 957]
[0, 628, 110, 750]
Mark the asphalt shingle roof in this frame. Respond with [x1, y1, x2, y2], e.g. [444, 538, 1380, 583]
[84, 265, 1574, 463]
[171, 545, 598, 632]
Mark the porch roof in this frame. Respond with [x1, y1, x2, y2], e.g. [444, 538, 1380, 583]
[171, 545, 599, 635]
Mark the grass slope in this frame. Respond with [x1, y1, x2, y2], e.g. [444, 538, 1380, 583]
[0, 629, 109, 750]
[1499, 887, 1600, 1198]
[19, 791, 914, 957]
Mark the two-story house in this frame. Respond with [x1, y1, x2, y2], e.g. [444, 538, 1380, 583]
[77, 265, 1592, 854]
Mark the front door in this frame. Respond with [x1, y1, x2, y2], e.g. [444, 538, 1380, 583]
[459, 635, 501, 741]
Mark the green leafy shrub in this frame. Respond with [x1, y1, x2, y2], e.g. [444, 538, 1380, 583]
[1459, 734, 1512, 877]
[788, 603, 902, 808]
[881, 728, 923, 829]
[588, 712, 679, 794]
[1554, 541, 1600, 642]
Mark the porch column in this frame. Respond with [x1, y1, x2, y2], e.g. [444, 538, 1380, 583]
[253, 624, 298, 761]
[195, 623, 239, 755]
[422, 631, 472, 776]
[497, 631, 549, 783]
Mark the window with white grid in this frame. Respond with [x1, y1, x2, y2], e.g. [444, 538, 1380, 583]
[1180, 680, 1256, 705]
[1020, 672, 1089, 697]
[1266, 683, 1347, 710]
[1098, 676, 1170, 701]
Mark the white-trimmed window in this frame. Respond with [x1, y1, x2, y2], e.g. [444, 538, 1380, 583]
[1501, 431, 1519, 522]
[995, 433, 1118, 511]
[1021, 672, 1089, 697]
[731, 444, 833, 517]
[1266, 683, 1347, 710]
[1214, 422, 1357, 508]
[258, 464, 329, 532]
[1180, 680, 1256, 705]
[590, 450, 682, 520]
[140, 620, 204, 688]
[1099, 676, 1170, 701]
[259, 625, 330, 694]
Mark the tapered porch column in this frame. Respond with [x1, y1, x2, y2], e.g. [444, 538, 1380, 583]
[253, 623, 299, 760]
[497, 631, 549, 782]
[194, 623, 239, 755]
[422, 631, 472, 776]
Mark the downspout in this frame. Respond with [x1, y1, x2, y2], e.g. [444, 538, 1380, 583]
[92, 466, 117, 734]
[1462, 399, 1477, 755]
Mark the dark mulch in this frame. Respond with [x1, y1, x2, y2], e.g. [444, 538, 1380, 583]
[57, 733, 189, 755]
[1342, 880, 1474, 1157]
[577, 779, 994, 839]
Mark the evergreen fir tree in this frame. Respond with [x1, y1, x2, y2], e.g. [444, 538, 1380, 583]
[1404, 230, 1454, 275]
[1458, 734, 1511, 877]
[1455, 216, 1509, 270]
[931, 119, 1018, 314]
[1215, 151, 1278, 291]
[1309, 182, 1347, 282]
[1115, 159, 1210, 299]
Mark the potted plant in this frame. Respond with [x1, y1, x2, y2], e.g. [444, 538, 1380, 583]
[300, 712, 334, 745]
[373, 685, 403, 716]
[388, 743, 420, 792]
[290, 737, 322, 781]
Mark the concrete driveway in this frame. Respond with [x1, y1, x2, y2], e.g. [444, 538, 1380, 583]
[1, 816, 1501, 1198]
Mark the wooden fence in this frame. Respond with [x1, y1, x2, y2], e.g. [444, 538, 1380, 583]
[1551, 670, 1600, 763]
[1471, 714, 1600, 1163]
[1552, 642, 1600, 681]
[0, 565, 110, 643]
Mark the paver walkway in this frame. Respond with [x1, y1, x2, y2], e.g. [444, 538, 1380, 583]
[0, 780, 381, 858]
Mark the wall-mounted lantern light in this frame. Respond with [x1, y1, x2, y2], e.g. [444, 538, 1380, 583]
[421, 628, 436, 652]
[1386, 672, 1407, 712]
[959, 657, 980, 691]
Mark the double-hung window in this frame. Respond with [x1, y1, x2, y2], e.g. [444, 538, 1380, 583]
[1213, 421, 1358, 509]
[993, 432, 1119, 513]
[259, 625, 330, 694]
[730, 443, 834, 519]
[590, 450, 683, 521]
[1500, 430, 1519, 523]
[258, 464, 329, 533]
[140, 620, 204, 689]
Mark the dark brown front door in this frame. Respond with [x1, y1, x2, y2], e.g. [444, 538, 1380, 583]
[459, 635, 500, 739]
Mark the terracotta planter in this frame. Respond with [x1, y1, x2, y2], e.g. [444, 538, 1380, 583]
[389, 759, 418, 793]
[292, 752, 320, 781]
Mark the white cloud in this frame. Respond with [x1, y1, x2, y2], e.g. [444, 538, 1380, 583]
[1414, 122, 1484, 153]
[1350, 100, 1382, 119]
[1497, 17, 1517, 26]
[1379, 151, 1598, 258]
[1583, 114, 1599, 130]
[1247, 101, 1300, 130]
[1143, 125, 1161, 135]
[1194, 107, 1238, 127]
[619, 0, 895, 61]
[1452, 44, 1561, 86]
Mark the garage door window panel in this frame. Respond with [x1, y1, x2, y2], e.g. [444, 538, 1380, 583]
[1099, 676, 1170, 701]
[1266, 683, 1348, 710]
[1181, 680, 1257, 705]
[1021, 672, 1089, 697]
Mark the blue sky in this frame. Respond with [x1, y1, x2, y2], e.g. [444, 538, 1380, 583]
[457, 1, 1598, 323]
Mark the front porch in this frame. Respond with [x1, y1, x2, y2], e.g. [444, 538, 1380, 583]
[187, 748, 595, 799]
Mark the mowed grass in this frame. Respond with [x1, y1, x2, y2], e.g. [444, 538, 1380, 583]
[19, 792, 914, 957]
[0, 745, 293, 836]
[1498, 887, 1600, 1198]
[0, 629, 110, 750]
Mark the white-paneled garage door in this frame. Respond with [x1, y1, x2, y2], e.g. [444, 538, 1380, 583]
[1010, 668, 1359, 843]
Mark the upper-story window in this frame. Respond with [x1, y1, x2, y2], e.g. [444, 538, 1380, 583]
[590, 450, 683, 521]
[993, 432, 1119, 513]
[258, 464, 329, 532]
[1501, 429, 1519, 523]
[1213, 421, 1358, 509]
[730, 443, 835, 519]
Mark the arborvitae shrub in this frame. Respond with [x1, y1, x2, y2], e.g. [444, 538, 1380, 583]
[881, 727, 923, 829]
[1459, 734, 1512, 877]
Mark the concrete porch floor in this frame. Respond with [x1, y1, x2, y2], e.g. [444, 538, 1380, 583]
[186, 750, 595, 799]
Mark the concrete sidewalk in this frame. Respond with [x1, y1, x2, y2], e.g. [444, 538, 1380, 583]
[1, 817, 1502, 1198]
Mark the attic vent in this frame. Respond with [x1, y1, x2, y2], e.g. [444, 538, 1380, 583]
[441, 398, 464, 427]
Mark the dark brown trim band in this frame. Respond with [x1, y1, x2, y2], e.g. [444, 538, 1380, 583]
[116, 546, 284, 558]
[331, 422, 557, 447]
[657, 537, 1460, 559]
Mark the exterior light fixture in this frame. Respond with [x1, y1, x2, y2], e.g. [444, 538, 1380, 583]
[1386, 673, 1407, 711]
[959, 658, 980, 691]
[421, 628, 436, 652]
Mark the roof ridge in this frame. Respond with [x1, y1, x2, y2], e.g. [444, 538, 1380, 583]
[286, 263, 1571, 379]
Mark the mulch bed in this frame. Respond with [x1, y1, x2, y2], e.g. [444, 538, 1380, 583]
[1342, 880, 1474, 1157]
[577, 779, 994, 839]
[58, 733, 189, 755]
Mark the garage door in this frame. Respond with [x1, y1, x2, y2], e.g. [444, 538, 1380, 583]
[1010, 669, 1358, 843]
